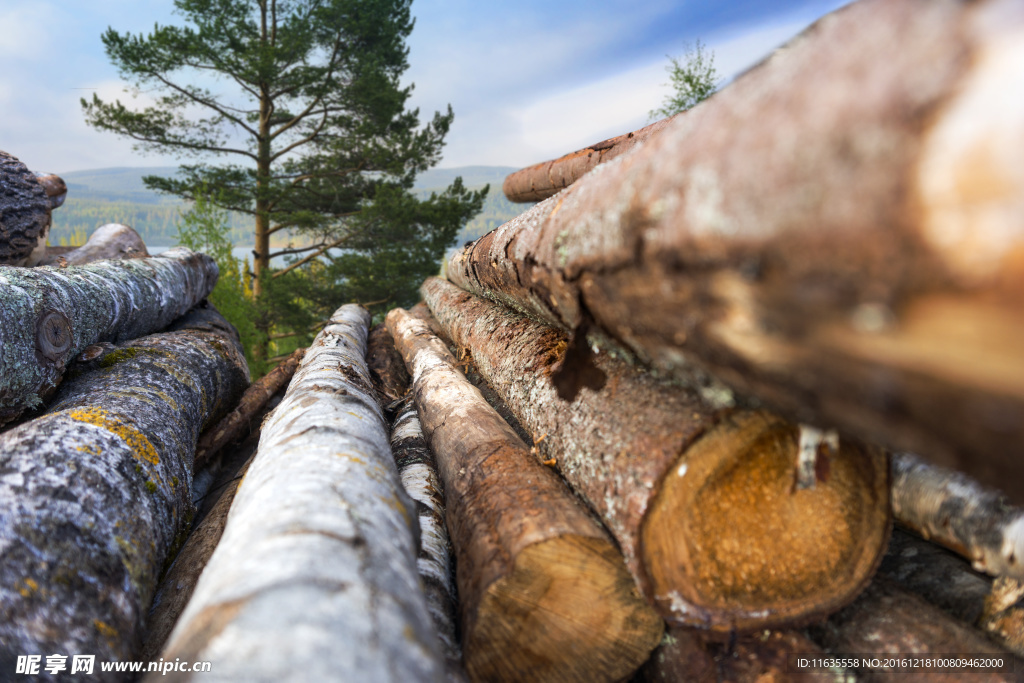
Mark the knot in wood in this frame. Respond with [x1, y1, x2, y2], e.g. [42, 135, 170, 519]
[36, 310, 73, 362]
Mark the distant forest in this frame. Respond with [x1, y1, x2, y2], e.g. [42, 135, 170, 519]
[49, 166, 530, 247]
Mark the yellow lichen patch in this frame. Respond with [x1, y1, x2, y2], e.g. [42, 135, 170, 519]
[16, 577, 39, 598]
[75, 443, 101, 457]
[67, 407, 160, 465]
[93, 620, 118, 639]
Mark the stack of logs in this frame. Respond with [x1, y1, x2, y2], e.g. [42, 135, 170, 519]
[2, 0, 1024, 679]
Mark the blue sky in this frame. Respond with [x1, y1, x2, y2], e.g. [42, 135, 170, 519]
[0, 0, 847, 174]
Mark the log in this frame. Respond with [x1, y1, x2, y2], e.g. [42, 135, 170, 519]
[156, 305, 447, 682]
[445, 0, 1024, 501]
[193, 346, 305, 471]
[367, 322, 411, 403]
[390, 397, 466, 682]
[812, 579, 1018, 682]
[37, 223, 150, 267]
[0, 304, 249, 675]
[0, 150, 52, 266]
[0, 247, 219, 425]
[386, 307, 664, 683]
[891, 452, 1024, 580]
[502, 114, 681, 203]
[422, 277, 891, 632]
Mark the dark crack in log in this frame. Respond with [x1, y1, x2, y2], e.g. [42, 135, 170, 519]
[0, 304, 249, 680]
[0, 247, 219, 425]
[445, 0, 1024, 502]
[155, 305, 446, 682]
[422, 277, 891, 632]
[367, 322, 411, 403]
[387, 307, 663, 683]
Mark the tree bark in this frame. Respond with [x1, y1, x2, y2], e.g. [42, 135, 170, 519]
[0, 304, 249, 679]
[422, 277, 891, 632]
[891, 452, 1024, 580]
[193, 346, 305, 471]
[156, 305, 446, 682]
[812, 579, 1019, 682]
[367, 322, 411, 404]
[390, 397, 466, 683]
[0, 247, 219, 425]
[37, 223, 150, 267]
[386, 307, 664, 683]
[0, 150, 51, 266]
[445, 0, 1024, 501]
[501, 114, 681, 203]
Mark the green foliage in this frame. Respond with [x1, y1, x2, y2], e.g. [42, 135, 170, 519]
[175, 191, 267, 376]
[650, 40, 719, 121]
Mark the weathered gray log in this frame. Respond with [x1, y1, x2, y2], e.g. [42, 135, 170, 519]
[387, 307, 663, 683]
[37, 223, 150, 267]
[0, 304, 249, 679]
[892, 452, 1024, 580]
[813, 579, 1018, 682]
[193, 347, 305, 471]
[502, 114, 680, 203]
[446, 0, 1024, 501]
[0, 150, 52, 266]
[156, 305, 446, 682]
[0, 247, 219, 424]
[422, 277, 891, 632]
[390, 397, 466, 682]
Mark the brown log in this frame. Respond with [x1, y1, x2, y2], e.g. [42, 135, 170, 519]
[812, 579, 1018, 682]
[192, 346, 305, 471]
[37, 223, 150, 267]
[446, 0, 1024, 502]
[366, 322, 411, 403]
[386, 307, 663, 683]
[422, 277, 891, 632]
[502, 114, 681, 203]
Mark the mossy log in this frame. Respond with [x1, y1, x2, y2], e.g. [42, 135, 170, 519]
[156, 305, 446, 682]
[0, 247, 218, 425]
[446, 0, 1024, 502]
[386, 307, 663, 683]
[0, 304, 249, 678]
[422, 277, 891, 632]
[502, 114, 680, 202]
[391, 397, 466, 682]
[37, 223, 150, 267]
[813, 579, 1018, 682]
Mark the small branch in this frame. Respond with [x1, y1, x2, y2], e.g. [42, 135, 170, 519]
[271, 234, 349, 278]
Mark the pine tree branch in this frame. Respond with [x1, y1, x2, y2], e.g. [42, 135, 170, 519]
[271, 234, 350, 278]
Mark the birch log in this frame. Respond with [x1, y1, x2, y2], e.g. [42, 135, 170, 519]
[0, 150, 51, 266]
[813, 579, 1018, 682]
[502, 114, 680, 202]
[386, 307, 663, 683]
[0, 304, 249, 678]
[390, 397, 465, 682]
[446, 0, 1024, 501]
[156, 305, 445, 683]
[37, 223, 150, 267]
[0, 247, 218, 424]
[422, 277, 891, 632]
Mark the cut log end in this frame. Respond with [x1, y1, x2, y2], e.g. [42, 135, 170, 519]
[467, 534, 664, 683]
[642, 410, 890, 631]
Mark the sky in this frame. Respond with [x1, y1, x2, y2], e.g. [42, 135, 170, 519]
[0, 0, 848, 175]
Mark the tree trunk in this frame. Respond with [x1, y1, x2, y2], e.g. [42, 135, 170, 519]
[193, 346, 305, 471]
[37, 223, 150, 267]
[390, 397, 466, 683]
[0, 247, 219, 425]
[502, 114, 680, 203]
[386, 307, 663, 683]
[891, 452, 1024, 580]
[0, 304, 249, 679]
[156, 305, 447, 682]
[421, 277, 891, 632]
[812, 579, 1019, 683]
[445, 0, 1024, 502]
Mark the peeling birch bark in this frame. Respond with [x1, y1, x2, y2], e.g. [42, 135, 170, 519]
[502, 114, 680, 202]
[891, 452, 1024, 580]
[813, 579, 1019, 682]
[157, 305, 446, 683]
[0, 304, 249, 677]
[390, 398, 466, 682]
[37, 224, 150, 267]
[422, 277, 890, 632]
[193, 347, 305, 471]
[0, 247, 218, 424]
[386, 307, 663, 683]
[446, 0, 1024, 501]
[981, 577, 1024, 658]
